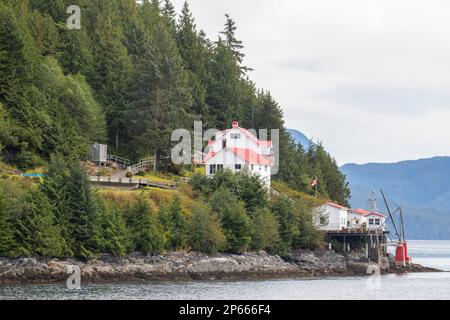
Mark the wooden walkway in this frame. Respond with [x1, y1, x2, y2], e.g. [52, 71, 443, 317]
[88, 176, 176, 190]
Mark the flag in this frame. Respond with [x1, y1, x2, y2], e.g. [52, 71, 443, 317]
[311, 177, 318, 187]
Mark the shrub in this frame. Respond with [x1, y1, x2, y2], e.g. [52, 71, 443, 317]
[188, 204, 226, 253]
[250, 208, 280, 253]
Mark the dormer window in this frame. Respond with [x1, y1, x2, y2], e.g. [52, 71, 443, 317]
[230, 133, 241, 139]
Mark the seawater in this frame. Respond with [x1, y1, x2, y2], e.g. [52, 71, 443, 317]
[1, 240, 449, 300]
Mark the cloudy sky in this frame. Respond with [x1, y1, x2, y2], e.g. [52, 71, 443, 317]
[172, 0, 450, 165]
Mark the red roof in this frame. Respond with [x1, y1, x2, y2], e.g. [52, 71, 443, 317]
[228, 147, 272, 165]
[210, 125, 272, 149]
[350, 208, 384, 218]
[202, 151, 216, 163]
[202, 147, 272, 166]
[327, 202, 349, 210]
[350, 208, 370, 215]
[365, 212, 385, 218]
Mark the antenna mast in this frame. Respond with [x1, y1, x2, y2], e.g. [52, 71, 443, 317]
[369, 189, 378, 212]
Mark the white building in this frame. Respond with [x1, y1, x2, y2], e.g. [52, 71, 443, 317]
[316, 202, 349, 231]
[201, 121, 273, 189]
[317, 203, 385, 231]
[347, 209, 368, 229]
[365, 211, 385, 230]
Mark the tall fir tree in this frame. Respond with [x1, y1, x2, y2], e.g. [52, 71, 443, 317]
[167, 195, 187, 250]
[0, 187, 16, 257]
[87, 0, 133, 153]
[65, 162, 100, 258]
[13, 188, 67, 257]
[210, 188, 251, 253]
[125, 195, 163, 255]
[126, 18, 193, 167]
[219, 14, 252, 74]
[176, 1, 211, 122]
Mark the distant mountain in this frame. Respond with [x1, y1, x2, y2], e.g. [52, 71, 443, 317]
[341, 157, 450, 239]
[286, 129, 312, 149]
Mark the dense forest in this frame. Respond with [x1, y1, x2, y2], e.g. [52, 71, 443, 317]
[0, 156, 323, 258]
[0, 0, 350, 258]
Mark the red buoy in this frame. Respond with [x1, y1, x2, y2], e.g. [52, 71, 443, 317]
[403, 241, 412, 264]
[395, 242, 406, 266]
[395, 241, 412, 266]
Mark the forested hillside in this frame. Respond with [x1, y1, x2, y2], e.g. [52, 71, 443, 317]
[0, 0, 352, 259]
[0, 0, 349, 202]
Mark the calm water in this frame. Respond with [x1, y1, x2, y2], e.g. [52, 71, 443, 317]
[1, 240, 449, 300]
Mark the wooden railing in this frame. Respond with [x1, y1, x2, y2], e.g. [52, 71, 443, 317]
[126, 158, 154, 175]
[107, 154, 131, 167]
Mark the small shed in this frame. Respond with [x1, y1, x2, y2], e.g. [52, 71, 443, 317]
[91, 143, 108, 166]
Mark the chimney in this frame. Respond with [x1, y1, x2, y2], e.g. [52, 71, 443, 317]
[232, 120, 239, 128]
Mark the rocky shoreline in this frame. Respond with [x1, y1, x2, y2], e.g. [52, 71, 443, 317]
[0, 250, 442, 285]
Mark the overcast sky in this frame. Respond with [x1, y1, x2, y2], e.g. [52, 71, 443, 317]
[172, 0, 450, 165]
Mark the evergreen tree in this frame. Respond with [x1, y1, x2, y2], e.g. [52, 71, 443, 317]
[236, 171, 268, 213]
[29, 0, 66, 22]
[28, 11, 59, 56]
[176, 1, 210, 120]
[0, 3, 35, 98]
[219, 14, 252, 74]
[207, 39, 241, 128]
[126, 19, 193, 167]
[162, 0, 176, 25]
[13, 189, 66, 257]
[270, 197, 299, 255]
[0, 187, 16, 257]
[167, 196, 187, 250]
[293, 200, 323, 249]
[87, 1, 133, 152]
[65, 162, 100, 258]
[157, 204, 171, 250]
[41, 155, 72, 247]
[125, 195, 163, 255]
[58, 27, 93, 75]
[250, 208, 280, 253]
[188, 204, 226, 253]
[210, 188, 251, 253]
[97, 202, 128, 256]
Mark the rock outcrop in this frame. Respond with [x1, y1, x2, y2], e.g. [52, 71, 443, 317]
[0, 250, 441, 285]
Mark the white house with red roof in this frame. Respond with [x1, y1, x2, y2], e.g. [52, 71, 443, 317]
[348, 209, 385, 230]
[316, 203, 385, 231]
[201, 121, 273, 189]
[316, 202, 349, 231]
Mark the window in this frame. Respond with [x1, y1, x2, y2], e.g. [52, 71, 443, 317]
[230, 133, 241, 139]
[369, 219, 374, 225]
[265, 165, 267, 171]
[375, 219, 381, 225]
[235, 164, 242, 170]
[217, 164, 223, 171]
[251, 164, 254, 170]
[222, 139, 227, 148]
[209, 164, 216, 174]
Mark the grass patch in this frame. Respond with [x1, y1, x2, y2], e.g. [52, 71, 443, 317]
[272, 180, 326, 208]
[135, 172, 173, 183]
